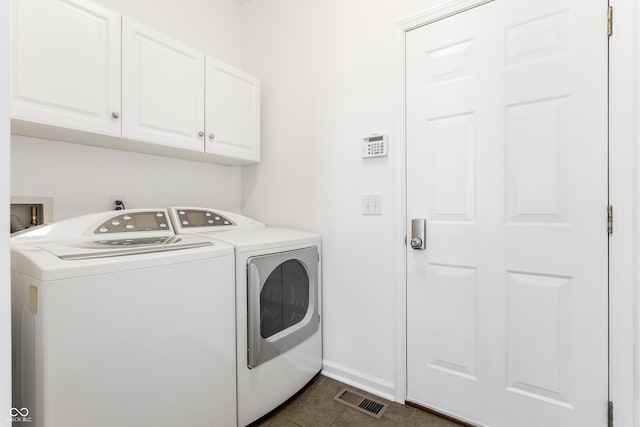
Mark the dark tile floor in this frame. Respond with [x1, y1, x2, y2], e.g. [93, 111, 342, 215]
[253, 375, 461, 427]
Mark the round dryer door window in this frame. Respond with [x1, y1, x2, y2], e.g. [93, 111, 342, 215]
[260, 259, 310, 338]
[247, 246, 319, 368]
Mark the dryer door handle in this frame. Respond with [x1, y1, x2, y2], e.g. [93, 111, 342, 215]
[247, 263, 262, 369]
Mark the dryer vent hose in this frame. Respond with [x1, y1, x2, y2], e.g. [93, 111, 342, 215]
[11, 215, 27, 233]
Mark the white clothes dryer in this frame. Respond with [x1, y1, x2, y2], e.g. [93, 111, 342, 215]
[11, 209, 237, 427]
[169, 207, 322, 426]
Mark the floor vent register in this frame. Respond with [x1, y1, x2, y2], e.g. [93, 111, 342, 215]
[334, 388, 388, 419]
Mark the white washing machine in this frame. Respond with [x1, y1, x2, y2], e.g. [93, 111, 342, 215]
[11, 209, 237, 427]
[168, 207, 322, 426]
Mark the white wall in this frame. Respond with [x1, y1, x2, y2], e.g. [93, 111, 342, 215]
[92, 0, 244, 69]
[11, 136, 241, 220]
[241, 0, 441, 399]
[1, 0, 11, 422]
[11, 0, 246, 221]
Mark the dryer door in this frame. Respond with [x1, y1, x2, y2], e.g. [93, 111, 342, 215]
[247, 246, 319, 368]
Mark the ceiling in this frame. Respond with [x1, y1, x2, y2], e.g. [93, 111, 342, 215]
[234, 0, 252, 5]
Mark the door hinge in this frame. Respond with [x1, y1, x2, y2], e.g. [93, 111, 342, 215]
[608, 6, 613, 37]
[608, 400, 613, 427]
[607, 205, 613, 234]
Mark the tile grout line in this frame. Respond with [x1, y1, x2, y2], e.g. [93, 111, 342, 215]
[327, 406, 347, 427]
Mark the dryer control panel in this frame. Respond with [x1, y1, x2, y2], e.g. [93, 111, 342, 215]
[175, 209, 235, 228]
[93, 211, 170, 234]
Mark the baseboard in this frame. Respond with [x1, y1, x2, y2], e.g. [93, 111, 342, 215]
[321, 359, 396, 402]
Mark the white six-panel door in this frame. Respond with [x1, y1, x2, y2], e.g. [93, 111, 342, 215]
[406, 1, 608, 426]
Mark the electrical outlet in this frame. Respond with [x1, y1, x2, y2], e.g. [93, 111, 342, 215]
[362, 194, 382, 215]
[109, 194, 127, 211]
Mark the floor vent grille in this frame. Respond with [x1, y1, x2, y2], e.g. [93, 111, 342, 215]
[334, 388, 388, 419]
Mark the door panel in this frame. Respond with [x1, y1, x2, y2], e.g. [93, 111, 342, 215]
[11, 0, 121, 136]
[205, 57, 260, 162]
[122, 17, 205, 150]
[406, 1, 608, 426]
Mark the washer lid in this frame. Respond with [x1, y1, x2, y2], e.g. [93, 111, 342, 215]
[38, 235, 213, 260]
[11, 234, 234, 281]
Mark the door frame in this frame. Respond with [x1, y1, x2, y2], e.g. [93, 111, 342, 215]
[393, 1, 636, 425]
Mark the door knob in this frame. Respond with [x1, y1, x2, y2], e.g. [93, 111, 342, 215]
[410, 237, 423, 249]
[410, 218, 426, 250]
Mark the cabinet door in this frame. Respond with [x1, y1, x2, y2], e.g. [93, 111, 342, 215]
[122, 17, 205, 151]
[205, 57, 260, 163]
[11, 0, 121, 136]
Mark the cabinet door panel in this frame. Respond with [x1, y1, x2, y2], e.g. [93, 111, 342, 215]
[205, 57, 260, 162]
[11, 0, 121, 136]
[122, 17, 205, 151]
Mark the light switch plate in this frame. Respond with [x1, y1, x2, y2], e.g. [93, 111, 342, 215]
[362, 194, 382, 215]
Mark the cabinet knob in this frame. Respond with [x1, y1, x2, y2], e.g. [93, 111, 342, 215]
[209, 133, 215, 140]
[112, 112, 120, 119]
[198, 131, 204, 138]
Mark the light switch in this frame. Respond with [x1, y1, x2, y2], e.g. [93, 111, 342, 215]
[362, 194, 382, 215]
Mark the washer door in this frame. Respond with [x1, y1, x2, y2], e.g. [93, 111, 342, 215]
[247, 246, 319, 368]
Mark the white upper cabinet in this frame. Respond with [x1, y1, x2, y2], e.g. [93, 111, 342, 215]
[122, 17, 205, 151]
[10, 1, 260, 165]
[205, 57, 260, 162]
[11, 0, 121, 136]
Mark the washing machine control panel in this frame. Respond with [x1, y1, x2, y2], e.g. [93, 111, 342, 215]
[175, 209, 235, 228]
[93, 211, 170, 234]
